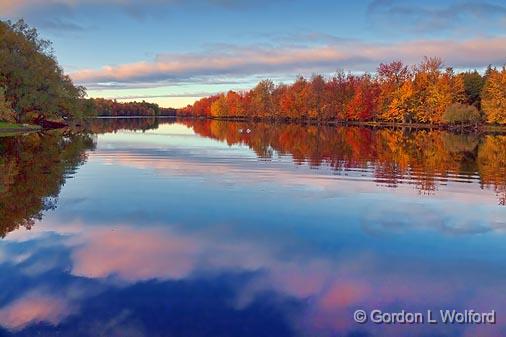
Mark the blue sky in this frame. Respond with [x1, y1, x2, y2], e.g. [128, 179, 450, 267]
[2, 0, 506, 107]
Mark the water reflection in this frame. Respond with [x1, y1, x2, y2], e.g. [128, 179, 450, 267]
[0, 131, 95, 237]
[0, 120, 505, 337]
[184, 120, 506, 204]
[83, 117, 165, 134]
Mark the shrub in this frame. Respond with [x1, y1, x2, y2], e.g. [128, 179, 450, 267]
[443, 103, 481, 125]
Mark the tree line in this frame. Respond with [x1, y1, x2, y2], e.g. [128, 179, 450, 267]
[179, 58, 506, 126]
[90, 98, 176, 118]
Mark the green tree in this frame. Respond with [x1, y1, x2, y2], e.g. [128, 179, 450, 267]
[460, 71, 485, 108]
[0, 19, 90, 124]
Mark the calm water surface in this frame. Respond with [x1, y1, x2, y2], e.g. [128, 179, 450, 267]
[0, 119, 505, 337]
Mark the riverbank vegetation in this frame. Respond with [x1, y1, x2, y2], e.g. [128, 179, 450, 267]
[179, 58, 506, 127]
[0, 20, 94, 125]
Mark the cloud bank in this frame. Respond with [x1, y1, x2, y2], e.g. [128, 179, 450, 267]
[0, 0, 279, 15]
[72, 36, 506, 88]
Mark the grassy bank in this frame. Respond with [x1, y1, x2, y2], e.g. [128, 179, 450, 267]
[0, 122, 42, 136]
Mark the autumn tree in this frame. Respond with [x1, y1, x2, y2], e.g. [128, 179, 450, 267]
[249, 80, 274, 118]
[307, 74, 326, 120]
[411, 58, 465, 124]
[346, 74, 379, 121]
[210, 94, 229, 117]
[327, 71, 356, 121]
[225, 91, 244, 117]
[290, 76, 310, 120]
[481, 67, 506, 125]
[377, 61, 413, 122]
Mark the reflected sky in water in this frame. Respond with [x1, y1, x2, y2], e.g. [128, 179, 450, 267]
[1, 121, 505, 337]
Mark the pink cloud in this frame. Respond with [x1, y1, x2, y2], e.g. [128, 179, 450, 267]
[0, 292, 71, 331]
[71, 37, 506, 87]
[11, 218, 506, 337]
[71, 227, 201, 281]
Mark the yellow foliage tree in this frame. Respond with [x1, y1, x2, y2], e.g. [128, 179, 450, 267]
[210, 94, 228, 118]
[482, 67, 506, 125]
[388, 80, 415, 123]
[412, 58, 466, 124]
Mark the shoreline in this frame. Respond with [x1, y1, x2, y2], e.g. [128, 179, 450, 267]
[0, 123, 42, 136]
[92, 115, 177, 119]
[3, 116, 506, 136]
[174, 115, 506, 134]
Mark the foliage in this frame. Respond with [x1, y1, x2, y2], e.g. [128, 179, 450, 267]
[210, 94, 229, 117]
[0, 19, 91, 123]
[180, 58, 497, 124]
[377, 60, 413, 122]
[482, 67, 506, 125]
[443, 103, 481, 125]
[0, 86, 15, 122]
[90, 98, 176, 117]
[460, 70, 485, 108]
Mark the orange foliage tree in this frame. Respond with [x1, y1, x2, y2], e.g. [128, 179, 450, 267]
[178, 57, 502, 125]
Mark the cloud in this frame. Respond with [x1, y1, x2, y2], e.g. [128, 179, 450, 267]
[368, 0, 506, 33]
[0, 0, 154, 15]
[102, 92, 217, 100]
[0, 0, 282, 17]
[71, 36, 506, 88]
[84, 77, 252, 90]
[0, 292, 72, 331]
[71, 227, 201, 281]
[37, 18, 87, 32]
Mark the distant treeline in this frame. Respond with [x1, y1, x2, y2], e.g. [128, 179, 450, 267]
[0, 20, 94, 124]
[90, 98, 176, 117]
[179, 58, 506, 126]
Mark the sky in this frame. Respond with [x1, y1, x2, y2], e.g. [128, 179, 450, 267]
[1, 0, 506, 108]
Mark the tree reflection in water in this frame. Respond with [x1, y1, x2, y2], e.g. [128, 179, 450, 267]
[0, 131, 96, 237]
[1, 119, 505, 238]
[183, 120, 506, 204]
